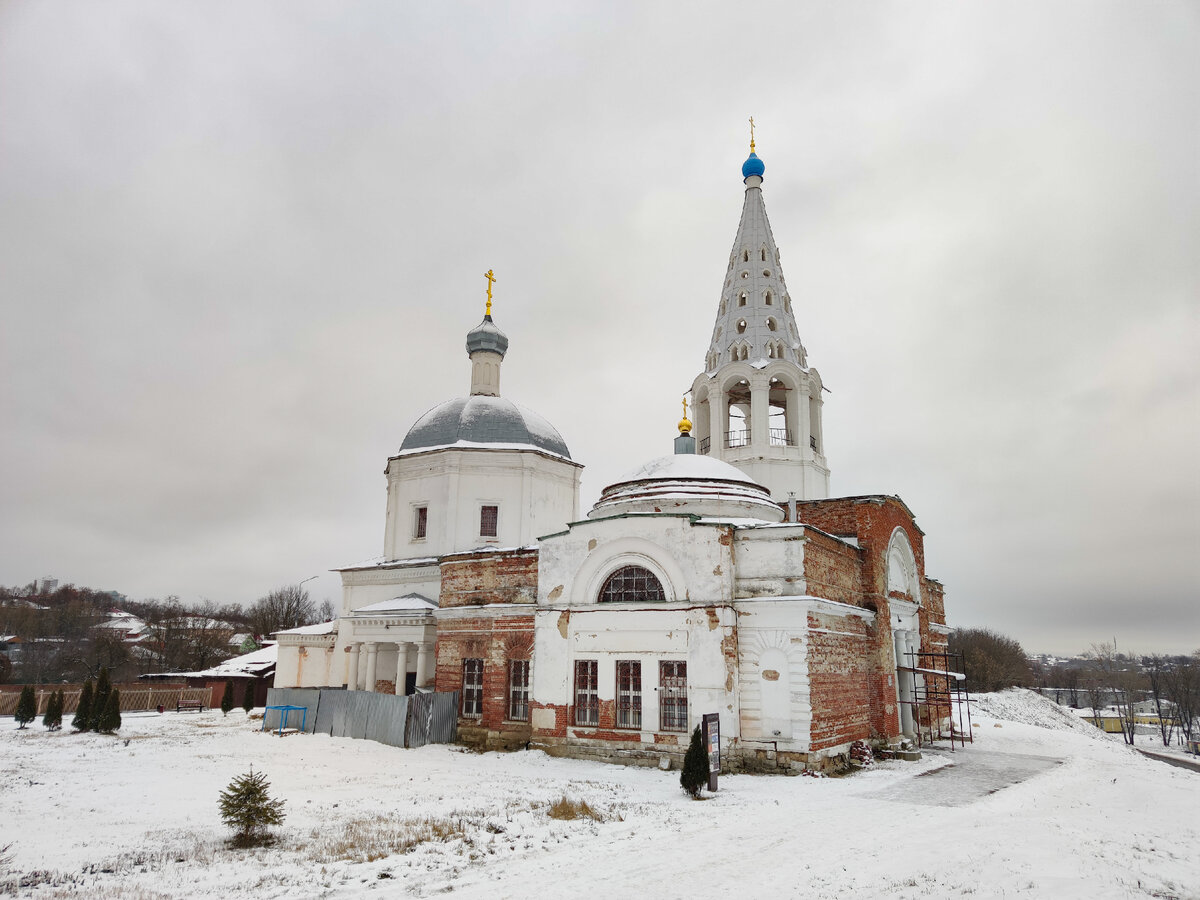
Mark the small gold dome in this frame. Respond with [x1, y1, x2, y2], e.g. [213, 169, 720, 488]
[677, 397, 692, 435]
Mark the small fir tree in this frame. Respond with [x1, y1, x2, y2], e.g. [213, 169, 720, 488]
[72, 680, 94, 731]
[680, 724, 709, 799]
[14, 685, 37, 729]
[89, 668, 112, 731]
[220, 680, 235, 716]
[218, 767, 286, 847]
[97, 688, 121, 733]
[241, 684, 254, 714]
[42, 690, 63, 731]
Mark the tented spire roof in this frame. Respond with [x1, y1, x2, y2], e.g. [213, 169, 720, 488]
[704, 152, 807, 372]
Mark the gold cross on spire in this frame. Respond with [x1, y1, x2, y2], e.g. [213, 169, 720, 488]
[749, 116, 756, 153]
[484, 269, 496, 316]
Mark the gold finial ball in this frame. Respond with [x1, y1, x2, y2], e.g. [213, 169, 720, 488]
[678, 416, 693, 435]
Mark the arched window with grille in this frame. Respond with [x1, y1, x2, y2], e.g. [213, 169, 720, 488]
[598, 565, 665, 603]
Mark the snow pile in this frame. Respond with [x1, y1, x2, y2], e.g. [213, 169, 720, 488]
[972, 688, 1105, 738]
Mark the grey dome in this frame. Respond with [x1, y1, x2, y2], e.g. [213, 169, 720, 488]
[400, 396, 571, 460]
[465, 315, 509, 356]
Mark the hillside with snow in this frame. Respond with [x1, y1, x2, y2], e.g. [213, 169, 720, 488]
[2, 689, 1197, 899]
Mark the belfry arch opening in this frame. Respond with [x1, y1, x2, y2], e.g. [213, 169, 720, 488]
[725, 378, 750, 448]
[768, 376, 797, 447]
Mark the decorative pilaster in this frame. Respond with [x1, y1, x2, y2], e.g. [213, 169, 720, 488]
[416, 642, 433, 689]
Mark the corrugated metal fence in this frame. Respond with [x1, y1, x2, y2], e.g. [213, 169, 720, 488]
[262, 688, 458, 750]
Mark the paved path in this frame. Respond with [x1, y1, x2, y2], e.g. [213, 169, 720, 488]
[871, 749, 1061, 807]
[1137, 747, 1200, 773]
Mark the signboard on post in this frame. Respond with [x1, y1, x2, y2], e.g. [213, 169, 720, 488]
[702, 712, 720, 792]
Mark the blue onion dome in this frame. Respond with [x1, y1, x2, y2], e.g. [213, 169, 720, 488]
[465, 315, 509, 357]
[742, 152, 765, 180]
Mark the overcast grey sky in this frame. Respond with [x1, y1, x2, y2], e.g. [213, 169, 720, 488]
[1, 1, 1196, 655]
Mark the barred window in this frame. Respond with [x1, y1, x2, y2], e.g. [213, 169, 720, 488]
[508, 659, 530, 722]
[480, 505, 498, 537]
[659, 660, 688, 732]
[616, 660, 642, 729]
[413, 506, 428, 540]
[462, 658, 483, 718]
[599, 566, 665, 603]
[574, 660, 599, 726]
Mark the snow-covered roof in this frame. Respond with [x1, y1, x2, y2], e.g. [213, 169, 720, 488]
[398, 396, 572, 461]
[335, 555, 441, 571]
[613, 454, 760, 485]
[273, 620, 338, 636]
[589, 453, 783, 523]
[350, 594, 438, 615]
[156, 643, 278, 679]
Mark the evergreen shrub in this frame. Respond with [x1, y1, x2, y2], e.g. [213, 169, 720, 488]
[98, 688, 121, 733]
[680, 725, 709, 798]
[72, 680, 94, 731]
[219, 767, 286, 847]
[242, 684, 254, 714]
[220, 680, 234, 716]
[14, 685, 37, 729]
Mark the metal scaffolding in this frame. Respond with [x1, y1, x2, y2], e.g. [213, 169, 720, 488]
[898, 648, 973, 750]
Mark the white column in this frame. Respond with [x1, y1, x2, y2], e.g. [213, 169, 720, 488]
[347, 642, 361, 691]
[416, 642, 433, 689]
[750, 374, 769, 448]
[394, 641, 411, 695]
[364, 641, 379, 693]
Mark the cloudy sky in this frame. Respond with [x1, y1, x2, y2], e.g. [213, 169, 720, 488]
[1, 1, 1196, 655]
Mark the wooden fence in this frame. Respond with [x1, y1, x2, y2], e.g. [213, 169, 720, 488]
[0, 684, 210, 716]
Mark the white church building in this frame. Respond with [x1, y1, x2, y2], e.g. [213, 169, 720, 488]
[274, 142, 951, 771]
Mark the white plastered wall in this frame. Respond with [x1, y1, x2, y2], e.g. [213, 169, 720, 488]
[382, 448, 581, 560]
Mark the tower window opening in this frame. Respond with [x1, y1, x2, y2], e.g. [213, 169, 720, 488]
[413, 505, 428, 540]
[763, 270, 771, 278]
[765, 291, 773, 306]
[738, 292, 747, 307]
[480, 504, 499, 537]
[741, 271, 748, 279]
[761, 248, 767, 262]
[743, 250, 749, 262]
[715, 325, 722, 340]
[736, 319, 747, 334]
[767, 317, 777, 332]
[719, 299, 727, 314]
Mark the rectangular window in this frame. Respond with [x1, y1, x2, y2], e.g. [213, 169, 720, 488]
[573, 659, 599, 727]
[462, 658, 483, 718]
[480, 505, 499, 538]
[659, 660, 688, 732]
[508, 659, 530, 722]
[414, 505, 428, 540]
[616, 660, 642, 730]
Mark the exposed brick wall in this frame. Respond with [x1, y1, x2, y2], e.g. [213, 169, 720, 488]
[439, 549, 539, 608]
[806, 610, 873, 750]
[801, 528, 863, 606]
[434, 612, 534, 747]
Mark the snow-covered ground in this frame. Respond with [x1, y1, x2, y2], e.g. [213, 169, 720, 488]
[2, 689, 1197, 899]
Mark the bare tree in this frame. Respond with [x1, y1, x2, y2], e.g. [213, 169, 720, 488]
[1142, 655, 1176, 748]
[1163, 652, 1199, 746]
[1088, 642, 1143, 746]
[949, 628, 1032, 693]
[248, 585, 316, 639]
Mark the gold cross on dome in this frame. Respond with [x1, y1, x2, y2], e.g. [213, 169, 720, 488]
[682, 397, 689, 418]
[749, 116, 756, 152]
[484, 269, 496, 316]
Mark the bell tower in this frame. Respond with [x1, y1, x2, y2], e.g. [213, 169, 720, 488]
[689, 132, 830, 502]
